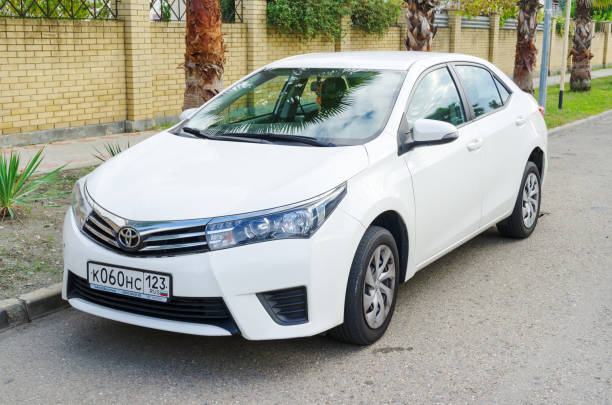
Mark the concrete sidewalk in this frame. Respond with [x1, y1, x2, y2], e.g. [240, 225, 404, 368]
[0, 130, 158, 173]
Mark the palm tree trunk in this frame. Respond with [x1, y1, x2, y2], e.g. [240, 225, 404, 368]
[183, 0, 226, 110]
[570, 0, 593, 91]
[403, 0, 439, 51]
[513, 0, 541, 95]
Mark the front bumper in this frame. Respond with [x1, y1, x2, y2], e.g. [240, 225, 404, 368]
[62, 207, 364, 340]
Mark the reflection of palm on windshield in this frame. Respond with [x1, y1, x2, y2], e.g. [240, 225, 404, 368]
[181, 68, 405, 147]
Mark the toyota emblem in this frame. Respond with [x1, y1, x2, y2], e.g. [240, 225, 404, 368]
[117, 227, 141, 250]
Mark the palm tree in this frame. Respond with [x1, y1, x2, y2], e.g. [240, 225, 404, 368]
[513, 0, 541, 95]
[403, 0, 440, 51]
[183, 0, 226, 110]
[570, 0, 612, 90]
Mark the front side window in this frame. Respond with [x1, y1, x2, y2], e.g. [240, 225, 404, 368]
[183, 68, 406, 146]
[454, 65, 503, 118]
[404, 66, 466, 130]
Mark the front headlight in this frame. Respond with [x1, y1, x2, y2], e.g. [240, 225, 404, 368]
[206, 183, 347, 251]
[71, 179, 92, 229]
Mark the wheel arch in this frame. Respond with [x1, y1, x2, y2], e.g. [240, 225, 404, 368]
[368, 210, 409, 283]
[528, 147, 545, 181]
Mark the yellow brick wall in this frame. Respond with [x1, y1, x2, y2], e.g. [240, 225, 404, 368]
[1, 8, 611, 140]
[266, 28, 335, 64]
[591, 30, 606, 67]
[149, 22, 247, 119]
[431, 28, 451, 53]
[349, 26, 401, 51]
[456, 28, 491, 62]
[150, 22, 184, 119]
[0, 19, 126, 136]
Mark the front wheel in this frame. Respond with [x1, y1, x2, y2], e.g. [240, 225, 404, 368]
[497, 161, 542, 238]
[330, 226, 399, 345]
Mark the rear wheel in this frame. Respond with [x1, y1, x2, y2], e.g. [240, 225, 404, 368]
[497, 161, 541, 238]
[330, 226, 399, 345]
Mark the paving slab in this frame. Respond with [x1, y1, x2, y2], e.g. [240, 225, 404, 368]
[0, 131, 158, 173]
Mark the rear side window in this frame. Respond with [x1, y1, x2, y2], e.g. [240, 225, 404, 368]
[454, 65, 503, 118]
[404, 67, 466, 129]
[494, 77, 511, 104]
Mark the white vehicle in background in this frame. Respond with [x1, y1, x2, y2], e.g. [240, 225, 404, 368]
[64, 51, 547, 345]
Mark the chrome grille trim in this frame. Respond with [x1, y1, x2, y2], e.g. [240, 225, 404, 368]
[88, 215, 115, 237]
[145, 231, 207, 243]
[140, 241, 208, 251]
[84, 223, 120, 247]
[82, 186, 212, 256]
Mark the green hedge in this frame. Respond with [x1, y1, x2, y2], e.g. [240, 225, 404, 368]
[267, 0, 402, 41]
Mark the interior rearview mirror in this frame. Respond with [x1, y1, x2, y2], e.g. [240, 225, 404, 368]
[179, 108, 198, 121]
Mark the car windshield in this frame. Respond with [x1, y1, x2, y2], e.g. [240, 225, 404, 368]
[180, 68, 406, 146]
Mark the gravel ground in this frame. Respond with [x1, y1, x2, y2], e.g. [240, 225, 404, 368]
[0, 167, 92, 298]
[0, 115, 611, 404]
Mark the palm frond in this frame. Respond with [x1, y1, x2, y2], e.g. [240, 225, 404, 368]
[93, 141, 130, 162]
[0, 149, 65, 219]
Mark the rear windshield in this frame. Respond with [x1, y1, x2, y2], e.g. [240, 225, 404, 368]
[182, 68, 406, 146]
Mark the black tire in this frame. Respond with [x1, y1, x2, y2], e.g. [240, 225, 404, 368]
[497, 161, 541, 239]
[330, 226, 400, 345]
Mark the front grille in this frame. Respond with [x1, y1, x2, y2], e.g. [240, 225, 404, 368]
[67, 272, 238, 334]
[82, 210, 209, 257]
[257, 287, 308, 325]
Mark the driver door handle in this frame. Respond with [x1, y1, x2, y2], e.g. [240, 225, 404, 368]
[466, 138, 483, 152]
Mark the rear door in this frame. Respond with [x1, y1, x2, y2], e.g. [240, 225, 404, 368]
[451, 64, 526, 225]
[401, 65, 484, 266]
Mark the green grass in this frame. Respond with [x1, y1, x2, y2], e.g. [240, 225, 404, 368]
[536, 75, 612, 128]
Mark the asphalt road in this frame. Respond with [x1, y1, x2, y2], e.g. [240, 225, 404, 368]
[2, 114, 611, 404]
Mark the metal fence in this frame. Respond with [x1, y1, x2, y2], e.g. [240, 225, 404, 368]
[502, 18, 545, 31]
[150, 0, 243, 23]
[461, 15, 489, 29]
[0, 0, 118, 19]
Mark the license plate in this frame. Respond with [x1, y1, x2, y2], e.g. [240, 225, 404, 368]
[87, 262, 171, 303]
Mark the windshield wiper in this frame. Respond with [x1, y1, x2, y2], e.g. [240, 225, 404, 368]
[181, 127, 270, 145]
[181, 126, 213, 139]
[218, 133, 334, 147]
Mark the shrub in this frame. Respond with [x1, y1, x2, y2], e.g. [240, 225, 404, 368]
[267, 0, 401, 40]
[0, 149, 64, 219]
[351, 0, 403, 37]
[267, 0, 351, 40]
[458, 0, 518, 26]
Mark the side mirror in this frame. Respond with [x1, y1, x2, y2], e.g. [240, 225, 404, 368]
[412, 119, 459, 145]
[179, 108, 198, 121]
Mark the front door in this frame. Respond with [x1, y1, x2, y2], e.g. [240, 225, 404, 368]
[401, 65, 484, 266]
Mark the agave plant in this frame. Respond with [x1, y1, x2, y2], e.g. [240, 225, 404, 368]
[0, 149, 64, 219]
[93, 141, 130, 162]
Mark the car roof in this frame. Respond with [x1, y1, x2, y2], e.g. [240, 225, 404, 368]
[265, 51, 485, 71]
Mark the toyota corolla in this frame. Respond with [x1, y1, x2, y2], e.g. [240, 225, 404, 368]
[63, 51, 547, 345]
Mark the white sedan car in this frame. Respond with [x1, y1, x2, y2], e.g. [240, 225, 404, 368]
[64, 52, 547, 345]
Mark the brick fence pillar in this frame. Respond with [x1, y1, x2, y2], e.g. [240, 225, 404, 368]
[489, 12, 500, 64]
[397, 10, 407, 51]
[448, 10, 461, 53]
[335, 16, 352, 52]
[118, 0, 153, 131]
[603, 21, 611, 67]
[245, 0, 268, 73]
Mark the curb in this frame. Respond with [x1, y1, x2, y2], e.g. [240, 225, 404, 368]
[548, 109, 612, 136]
[0, 283, 68, 332]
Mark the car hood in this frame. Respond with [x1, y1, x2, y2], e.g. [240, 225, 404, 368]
[86, 132, 369, 221]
